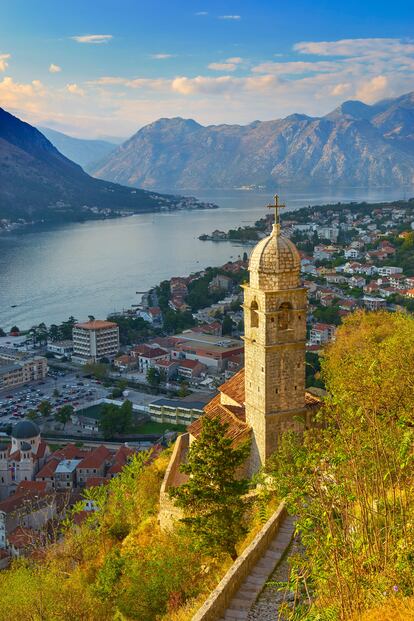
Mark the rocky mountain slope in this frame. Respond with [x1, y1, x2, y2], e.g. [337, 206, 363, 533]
[0, 108, 205, 222]
[91, 91, 414, 190]
[39, 127, 117, 170]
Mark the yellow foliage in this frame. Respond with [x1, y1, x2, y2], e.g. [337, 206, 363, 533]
[356, 597, 414, 621]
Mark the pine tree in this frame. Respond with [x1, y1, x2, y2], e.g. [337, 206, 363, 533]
[169, 416, 251, 559]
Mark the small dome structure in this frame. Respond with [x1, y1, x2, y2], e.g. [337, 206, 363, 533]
[248, 224, 301, 291]
[11, 420, 40, 440]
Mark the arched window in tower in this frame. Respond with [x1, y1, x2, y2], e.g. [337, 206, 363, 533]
[250, 300, 259, 329]
[278, 302, 293, 331]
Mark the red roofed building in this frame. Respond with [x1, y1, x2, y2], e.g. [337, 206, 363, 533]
[177, 358, 207, 379]
[72, 319, 120, 364]
[131, 344, 170, 372]
[76, 446, 112, 486]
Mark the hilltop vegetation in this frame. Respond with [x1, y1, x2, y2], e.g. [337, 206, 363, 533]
[269, 311, 414, 619]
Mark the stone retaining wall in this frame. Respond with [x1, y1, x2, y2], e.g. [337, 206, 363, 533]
[159, 432, 189, 530]
[191, 502, 287, 621]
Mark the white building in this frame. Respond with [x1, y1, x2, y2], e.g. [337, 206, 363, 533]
[72, 320, 120, 364]
[46, 340, 73, 359]
[0, 421, 50, 500]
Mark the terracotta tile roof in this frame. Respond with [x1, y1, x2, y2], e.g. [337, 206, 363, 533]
[0, 489, 47, 514]
[52, 443, 87, 461]
[107, 445, 134, 475]
[134, 345, 169, 358]
[218, 368, 245, 405]
[189, 395, 250, 445]
[77, 445, 111, 470]
[85, 476, 107, 488]
[36, 458, 59, 479]
[74, 320, 118, 330]
[16, 481, 47, 494]
[178, 359, 203, 369]
[7, 526, 41, 549]
[35, 441, 48, 459]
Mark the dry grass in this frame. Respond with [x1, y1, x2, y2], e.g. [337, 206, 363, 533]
[357, 597, 414, 621]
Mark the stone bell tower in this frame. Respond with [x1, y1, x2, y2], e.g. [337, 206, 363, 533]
[243, 196, 307, 474]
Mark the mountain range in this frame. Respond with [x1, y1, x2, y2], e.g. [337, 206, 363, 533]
[0, 108, 204, 223]
[39, 127, 118, 170]
[90, 91, 414, 190]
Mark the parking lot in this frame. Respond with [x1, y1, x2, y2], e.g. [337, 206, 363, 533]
[0, 369, 109, 427]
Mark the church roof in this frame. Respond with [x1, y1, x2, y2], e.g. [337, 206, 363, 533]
[218, 369, 245, 406]
[248, 229, 301, 291]
[189, 368, 321, 445]
[188, 393, 250, 445]
[11, 420, 40, 439]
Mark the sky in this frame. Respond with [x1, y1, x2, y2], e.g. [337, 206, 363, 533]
[0, 0, 413, 138]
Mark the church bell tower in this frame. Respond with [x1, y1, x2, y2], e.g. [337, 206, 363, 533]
[243, 196, 307, 474]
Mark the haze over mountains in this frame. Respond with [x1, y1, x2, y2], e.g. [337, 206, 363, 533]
[91, 91, 414, 191]
[0, 108, 198, 222]
[39, 127, 118, 170]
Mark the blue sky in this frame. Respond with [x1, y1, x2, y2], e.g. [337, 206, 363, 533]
[1, 0, 413, 137]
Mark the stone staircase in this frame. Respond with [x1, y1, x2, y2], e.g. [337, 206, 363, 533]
[217, 514, 295, 621]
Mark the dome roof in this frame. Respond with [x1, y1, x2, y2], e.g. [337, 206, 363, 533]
[11, 420, 40, 439]
[249, 226, 301, 291]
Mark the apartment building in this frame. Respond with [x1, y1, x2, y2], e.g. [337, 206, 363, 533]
[72, 320, 119, 364]
[0, 354, 48, 392]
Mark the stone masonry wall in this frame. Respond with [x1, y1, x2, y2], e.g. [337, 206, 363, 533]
[191, 502, 287, 621]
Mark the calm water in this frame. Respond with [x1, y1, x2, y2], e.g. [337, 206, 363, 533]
[0, 187, 411, 330]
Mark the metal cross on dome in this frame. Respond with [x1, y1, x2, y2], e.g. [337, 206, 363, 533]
[267, 194, 285, 233]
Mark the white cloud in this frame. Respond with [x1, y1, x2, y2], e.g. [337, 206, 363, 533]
[294, 37, 414, 58]
[49, 63, 62, 73]
[151, 53, 174, 59]
[71, 34, 113, 44]
[0, 54, 10, 72]
[331, 82, 351, 96]
[356, 75, 389, 103]
[208, 62, 237, 71]
[226, 57, 243, 64]
[0, 76, 45, 112]
[219, 15, 241, 20]
[252, 60, 338, 75]
[195, 11, 208, 16]
[66, 83, 85, 96]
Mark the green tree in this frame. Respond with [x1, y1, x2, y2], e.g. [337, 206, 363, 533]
[55, 404, 74, 429]
[169, 416, 251, 559]
[26, 410, 39, 422]
[0, 327, 5, 337]
[100, 401, 133, 440]
[221, 314, 234, 336]
[83, 362, 109, 381]
[146, 367, 161, 387]
[53, 388, 60, 398]
[37, 400, 52, 417]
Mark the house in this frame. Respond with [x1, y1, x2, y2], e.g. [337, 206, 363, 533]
[377, 266, 403, 277]
[131, 344, 170, 373]
[349, 276, 366, 288]
[344, 248, 361, 260]
[177, 358, 207, 379]
[54, 460, 82, 490]
[46, 340, 73, 359]
[309, 323, 337, 346]
[76, 446, 112, 486]
[154, 358, 179, 380]
[0, 482, 55, 557]
[136, 307, 163, 325]
[362, 296, 387, 311]
[114, 355, 137, 371]
[208, 274, 233, 293]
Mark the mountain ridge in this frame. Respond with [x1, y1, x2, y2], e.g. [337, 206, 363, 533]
[0, 108, 210, 223]
[91, 91, 414, 190]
